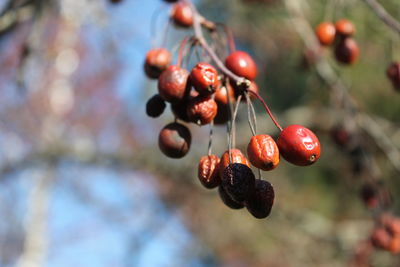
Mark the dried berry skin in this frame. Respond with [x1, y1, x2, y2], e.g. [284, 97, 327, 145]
[198, 155, 221, 189]
[144, 48, 171, 79]
[218, 185, 244, 209]
[315, 22, 336, 46]
[387, 62, 400, 90]
[247, 134, 280, 171]
[219, 149, 250, 176]
[277, 125, 321, 166]
[245, 179, 274, 219]
[158, 66, 190, 103]
[171, 2, 193, 27]
[158, 122, 191, 158]
[186, 95, 218, 125]
[225, 51, 258, 80]
[335, 19, 355, 37]
[146, 94, 166, 118]
[221, 163, 256, 203]
[334, 37, 359, 65]
[190, 62, 219, 94]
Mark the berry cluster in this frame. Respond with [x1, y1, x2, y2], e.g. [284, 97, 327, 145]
[315, 19, 359, 64]
[144, 0, 321, 219]
[370, 213, 400, 254]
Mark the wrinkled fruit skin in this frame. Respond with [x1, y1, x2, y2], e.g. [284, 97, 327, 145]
[387, 62, 400, 90]
[198, 155, 221, 189]
[247, 134, 280, 171]
[222, 163, 256, 203]
[171, 2, 193, 27]
[335, 19, 355, 37]
[158, 66, 190, 102]
[315, 22, 336, 46]
[245, 179, 274, 219]
[144, 48, 171, 79]
[218, 185, 244, 209]
[334, 37, 359, 65]
[146, 94, 166, 118]
[190, 62, 219, 94]
[277, 125, 321, 166]
[186, 96, 218, 125]
[158, 122, 191, 158]
[219, 149, 250, 176]
[225, 51, 257, 80]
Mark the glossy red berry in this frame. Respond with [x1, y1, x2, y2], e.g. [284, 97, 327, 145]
[245, 179, 274, 219]
[277, 125, 321, 166]
[146, 94, 166, 118]
[225, 51, 258, 80]
[158, 65, 190, 102]
[222, 163, 256, 203]
[190, 62, 219, 94]
[247, 134, 280, 171]
[218, 185, 244, 209]
[171, 2, 193, 27]
[198, 155, 221, 189]
[158, 122, 191, 158]
[219, 149, 250, 176]
[315, 22, 336, 46]
[335, 19, 355, 37]
[387, 62, 400, 90]
[334, 37, 359, 65]
[186, 95, 218, 125]
[144, 48, 171, 79]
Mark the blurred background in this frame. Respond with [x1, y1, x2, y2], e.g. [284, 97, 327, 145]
[0, 0, 399, 266]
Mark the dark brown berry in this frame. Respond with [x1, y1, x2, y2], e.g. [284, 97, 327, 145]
[158, 122, 191, 158]
[387, 62, 400, 91]
[146, 94, 166, 118]
[144, 48, 171, 79]
[221, 163, 256, 203]
[198, 155, 221, 189]
[334, 37, 359, 65]
[186, 95, 218, 125]
[245, 179, 274, 219]
[218, 185, 244, 209]
[158, 65, 190, 103]
[219, 149, 250, 176]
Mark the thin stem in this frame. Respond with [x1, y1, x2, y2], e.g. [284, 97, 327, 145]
[229, 95, 242, 163]
[177, 36, 190, 67]
[245, 92, 257, 136]
[362, 0, 400, 36]
[207, 121, 213, 156]
[218, 23, 236, 53]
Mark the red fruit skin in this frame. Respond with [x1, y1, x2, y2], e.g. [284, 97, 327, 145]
[387, 62, 400, 90]
[219, 149, 250, 176]
[198, 155, 221, 189]
[245, 179, 274, 219]
[158, 122, 191, 158]
[247, 135, 280, 171]
[225, 51, 258, 80]
[277, 125, 321, 166]
[186, 96, 218, 125]
[171, 2, 193, 27]
[144, 48, 172, 79]
[158, 66, 190, 103]
[190, 62, 219, 95]
[334, 37, 359, 65]
[335, 19, 355, 37]
[214, 84, 235, 105]
[315, 22, 336, 46]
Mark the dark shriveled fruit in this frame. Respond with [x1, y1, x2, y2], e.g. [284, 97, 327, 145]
[222, 163, 256, 203]
[219, 149, 250, 177]
[245, 179, 274, 219]
[158, 122, 191, 158]
[146, 94, 166, 118]
[186, 96, 218, 125]
[218, 185, 244, 209]
[198, 155, 221, 189]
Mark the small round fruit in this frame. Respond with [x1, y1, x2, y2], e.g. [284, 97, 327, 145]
[144, 48, 171, 79]
[198, 155, 221, 189]
[334, 37, 359, 65]
[225, 51, 258, 80]
[186, 96, 218, 125]
[158, 122, 191, 158]
[222, 163, 256, 203]
[219, 149, 250, 176]
[245, 179, 274, 219]
[387, 62, 400, 90]
[158, 65, 190, 102]
[171, 2, 193, 27]
[146, 94, 166, 118]
[277, 125, 321, 166]
[247, 134, 280, 171]
[218, 185, 244, 209]
[335, 19, 355, 37]
[214, 84, 235, 105]
[315, 22, 336, 46]
[190, 62, 219, 94]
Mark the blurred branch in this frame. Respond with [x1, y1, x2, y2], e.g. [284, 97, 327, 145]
[362, 0, 400, 36]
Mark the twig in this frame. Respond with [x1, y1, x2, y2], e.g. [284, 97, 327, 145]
[362, 0, 400, 36]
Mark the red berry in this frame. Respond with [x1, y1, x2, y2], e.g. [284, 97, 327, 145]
[335, 19, 355, 37]
[245, 179, 274, 219]
[334, 37, 359, 65]
[330, 125, 351, 147]
[315, 22, 336, 46]
[214, 84, 235, 105]
[277, 125, 321, 166]
[247, 134, 280, 171]
[190, 62, 219, 94]
[186, 95, 218, 125]
[158, 65, 190, 102]
[218, 185, 244, 209]
[219, 149, 250, 176]
[225, 51, 258, 80]
[387, 62, 400, 91]
[171, 2, 193, 27]
[198, 155, 221, 189]
[144, 48, 171, 79]
[371, 227, 391, 250]
[222, 163, 256, 203]
[146, 94, 166, 118]
[158, 122, 191, 158]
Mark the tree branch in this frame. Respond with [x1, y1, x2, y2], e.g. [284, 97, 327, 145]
[362, 0, 400, 36]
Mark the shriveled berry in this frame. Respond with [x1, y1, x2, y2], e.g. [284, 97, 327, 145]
[245, 179, 274, 219]
[190, 62, 219, 94]
[225, 51, 258, 80]
[219, 149, 250, 176]
[222, 163, 256, 203]
[371, 227, 391, 250]
[247, 134, 280, 171]
[158, 122, 191, 158]
[158, 65, 190, 102]
[186, 95, 218, 125]
[315, 22, 336, 46]
[335, 19, 355, 37]
[218, 185, 244, 209]
[171, 2, 193, 27]
[171, 90, 198, 122]
[214, 84, 235, 105]
[146, 94, 166, 118]
[387, 62, 400, 91]
[334, 37, 359, 65]
[144, 48, 171, 79]
[277, 125, 321, 166]
[198, 154, 221, 189]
